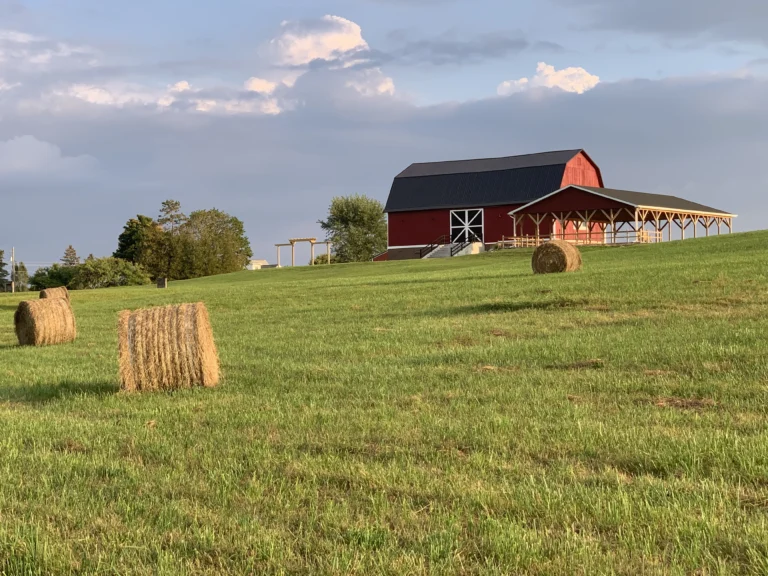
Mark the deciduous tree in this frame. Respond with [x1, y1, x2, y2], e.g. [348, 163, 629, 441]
[179, 209, 252, 278]
[318, 195, 387, 263]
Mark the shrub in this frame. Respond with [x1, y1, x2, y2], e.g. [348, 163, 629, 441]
[70, 257, 152, 290]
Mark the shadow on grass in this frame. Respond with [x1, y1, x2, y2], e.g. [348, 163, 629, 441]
[0, 304, 20, 312]
[0, 380, 118, 404]
[434, 298, 588, 316]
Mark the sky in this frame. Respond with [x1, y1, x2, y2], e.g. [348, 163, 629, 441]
[1, 0, 767, 267]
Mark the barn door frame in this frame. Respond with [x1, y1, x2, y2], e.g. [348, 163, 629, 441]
[450, 209, 484, 243]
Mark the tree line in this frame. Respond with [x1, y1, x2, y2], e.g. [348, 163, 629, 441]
[19, 200, 252, 291]
[3, 194, 386, 292]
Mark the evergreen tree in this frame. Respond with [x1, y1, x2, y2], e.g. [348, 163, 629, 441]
[318, 195, 387, 263]
[13, 262, 29, 292]
[158, 200, 187, 232]
[61, 245, 80, 266]
[0, 250, 8, 288]
[114, 215, 158, 263]
[156, 200, 187, 278]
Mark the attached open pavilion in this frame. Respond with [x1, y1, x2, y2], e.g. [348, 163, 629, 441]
[506, 185, 736, 247]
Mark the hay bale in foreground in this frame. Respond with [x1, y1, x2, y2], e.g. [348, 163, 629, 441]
[118, 302, 220, 392]
[40, 286, 69, 300]
[14, 298, 77, 346]
[532, 239, 582, 274]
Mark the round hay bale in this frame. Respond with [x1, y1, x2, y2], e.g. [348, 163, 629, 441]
[532, 239, 582, 274]
[118, 302, 220, 392]
[40, 286, 69, 300]
[14, 299, 77, 347]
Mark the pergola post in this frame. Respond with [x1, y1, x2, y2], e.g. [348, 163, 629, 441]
[276, 246, 281, 267]
[327, 242, 332, 264]
[727, 218, 733, 234]
[311, 242, 316, 265]
[291, 242, 296, 267]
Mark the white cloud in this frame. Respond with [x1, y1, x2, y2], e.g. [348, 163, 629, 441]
[267, 15, 395, 97]
[0, 28, 95, 70]
[0, 78, 19, 91]
[346, 70, 396, 97]
[65, 83, 161, 107]
[244, 77, 277, 94]
[26, 15, 395, 115]
[498, 62, 600, 95]
[270, 15, 368, 67]
[0, 135, 97, 178]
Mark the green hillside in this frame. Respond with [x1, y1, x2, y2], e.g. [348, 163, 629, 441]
[1, 232, 767, 575]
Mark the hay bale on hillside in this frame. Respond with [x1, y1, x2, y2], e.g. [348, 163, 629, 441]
[532, 240, 582, 274]
[118, 302, 220, 392]
[40, 286, 69, 300]
[14, 298, 77, 346]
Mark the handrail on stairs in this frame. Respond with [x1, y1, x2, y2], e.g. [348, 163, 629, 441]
[420, 235, 450, 258]
[450, 232, 482, 257]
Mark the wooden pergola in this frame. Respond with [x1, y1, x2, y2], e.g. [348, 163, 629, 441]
[507, 186, 736, 247]
[275, 237, 333, 267]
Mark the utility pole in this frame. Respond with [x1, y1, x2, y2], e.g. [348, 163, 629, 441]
[10, 247, 15, 294]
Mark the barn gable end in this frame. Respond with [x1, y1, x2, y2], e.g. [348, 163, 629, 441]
[562, 151, 604, 188]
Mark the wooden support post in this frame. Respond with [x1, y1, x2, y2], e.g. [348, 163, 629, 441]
[311, 242, 315, 265]
[276, 246, 281, 267]
[291, 242, 295, 267]
[717, 218, 721, 235]
[327, 242, 331, 264]
[727, 218, 733, 234]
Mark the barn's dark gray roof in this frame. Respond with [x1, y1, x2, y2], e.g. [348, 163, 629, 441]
[385, 149, 583, 213]
[578, 186, 734, 216]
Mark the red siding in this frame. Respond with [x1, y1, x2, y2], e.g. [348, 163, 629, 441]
[484, 204, 551, 240]
[373, 252, 389, 262]
[389, 205, 552, 247]
[562, 152, 603, 188]
[388, 209, 449, 247]
[516, 187, 632, 216]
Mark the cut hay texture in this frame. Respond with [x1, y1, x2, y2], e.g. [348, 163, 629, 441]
[532, 239, 583, 274]
[118, 302, 220, 392]
[39, 286, 70, 300]
[14, 298, 77, 347]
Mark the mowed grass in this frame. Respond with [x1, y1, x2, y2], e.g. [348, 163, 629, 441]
[1, 233, 768, 575]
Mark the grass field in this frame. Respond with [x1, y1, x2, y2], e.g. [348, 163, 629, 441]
[1, 232, 767, 575]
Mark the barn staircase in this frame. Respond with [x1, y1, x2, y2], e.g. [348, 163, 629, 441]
[420, 234, 485, 259]
[424, 244, 452, 259]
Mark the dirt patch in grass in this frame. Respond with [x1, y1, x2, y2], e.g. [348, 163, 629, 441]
[475, 365, 519, 374]
[436, 335, 480, 348]
[640, 397, 718, 411]
[551, 359, 605, 371]
[55, 439, 88, 454]
[643, 369, 678, 377]
[489, 329, 511, 338]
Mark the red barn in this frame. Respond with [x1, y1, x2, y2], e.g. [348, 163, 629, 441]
[380, 149, 604, 260]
